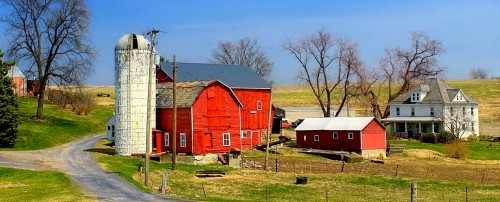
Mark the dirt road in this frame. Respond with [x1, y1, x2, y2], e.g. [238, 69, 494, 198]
[0, 134, 173, 201]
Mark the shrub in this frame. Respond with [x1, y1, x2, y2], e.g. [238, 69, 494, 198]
[437, 131, 455, 144]
[386, 130, 397, 140]
[466, 135, 479, 142]
[445, 140, 469, 159]
[421, 133, 437, 144]
[478, 135, 491, 142]
[69, 93, 96, 115]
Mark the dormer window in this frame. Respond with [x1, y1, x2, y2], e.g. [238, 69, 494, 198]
[411, 92, 420, 102]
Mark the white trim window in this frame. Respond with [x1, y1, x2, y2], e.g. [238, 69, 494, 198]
[396, 107, 400, 116]
[164, 132, 169, 146]
[223, 133, 231, 146]
[180, 133, 186, 147]
[314, 135, 319, 141]
[257, 100, 262, 110]
[333, 132, 338, 139]
[241, 131, 248, 139]
[348, 132, 354, 139]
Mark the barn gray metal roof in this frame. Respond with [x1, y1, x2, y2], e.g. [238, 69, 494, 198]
[7, 66, 24, 78]
[159, 62, 271, 89]
[156, 80, 242, 108]
[390, 78, 478, 105]
[295, 117, 381, 131]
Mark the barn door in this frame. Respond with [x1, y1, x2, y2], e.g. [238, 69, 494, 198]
[204, 133, 213, 150]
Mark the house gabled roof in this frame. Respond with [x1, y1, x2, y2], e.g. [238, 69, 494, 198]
[295, 117, 383, 131]
[7, 66, 25, 78]
[156, 80, 243, 108]
[159, 62, 271, 89]
[390, 78, 478, 105]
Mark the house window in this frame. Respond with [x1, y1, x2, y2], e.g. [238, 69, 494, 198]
[107, 126, 111, 130]
[257, 100, 262, 110]
[164, 132, 169, 146]
[314, 135, 319, 141]
[396, 107, 400, 116]
[462, 124, 466, 130]
[411, 107, 415, 116]
[333, 132, 338, 139]
[417, 93, 420, 100]
[180, 133, 186, 147]
[463, 107, 466, 115]
[471, 122, 475, 131]
[223, 133, 230, 146]
[471, 107, 474, 115]
[430, 106, 435, 116]
[112, 126, 115, 137]
[348, 132, 354, 139]
[450, 107, 454, 115]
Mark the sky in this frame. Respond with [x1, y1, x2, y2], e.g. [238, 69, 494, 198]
[1, 0, 499, 85]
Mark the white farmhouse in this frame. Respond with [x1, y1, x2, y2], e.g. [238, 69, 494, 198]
[382, 78, 479, 139]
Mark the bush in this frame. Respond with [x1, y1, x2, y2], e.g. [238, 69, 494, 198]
[478, 135, 491, 142]
[437, 131, 455, 144]
[69, 93, 96, 115]
[421, 133, 437, 144]
[386, 130, 397, 140]
[445, 140, 469, 159]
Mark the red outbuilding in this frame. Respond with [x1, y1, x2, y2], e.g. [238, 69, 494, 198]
[295, 117, 386, 158]
[156, 62, 273, 151]
[154, 80, 260, 155]
[7, 66, 26, 96]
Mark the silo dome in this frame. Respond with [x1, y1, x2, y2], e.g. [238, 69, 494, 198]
[115, 33, 151, 50]
[114, 33, 156, 156]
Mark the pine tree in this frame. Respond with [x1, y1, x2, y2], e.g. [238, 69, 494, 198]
[0, 49, 20, 148]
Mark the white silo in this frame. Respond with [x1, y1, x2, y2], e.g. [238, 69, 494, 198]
[114, 33, 156, 156]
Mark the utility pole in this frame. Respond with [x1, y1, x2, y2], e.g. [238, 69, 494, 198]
[172, 55, 177, 171]
[265, 81, 273, 171]
[145, 29, 159, 186]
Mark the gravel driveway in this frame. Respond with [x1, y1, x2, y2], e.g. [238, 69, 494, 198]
[0, 134, 175, 201]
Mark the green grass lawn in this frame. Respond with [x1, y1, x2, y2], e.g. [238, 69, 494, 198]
[4, 97, 114, 150]
[389, 140, 500, 160]
[0, 167, 92, 202]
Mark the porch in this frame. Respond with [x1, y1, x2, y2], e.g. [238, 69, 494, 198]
[381, 117, 443, 139]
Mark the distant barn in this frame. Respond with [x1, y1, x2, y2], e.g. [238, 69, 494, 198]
[7, 66, 26, 96]
[295, 117, 386, 158]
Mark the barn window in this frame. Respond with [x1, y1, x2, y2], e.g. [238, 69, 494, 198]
[241, 131, 247, 138]
[257, 100, 262, 110]
[303, 135, 306, 141]
[348, 132, 354, 139]
[180, 133, 186, 147]
[223, 133, 231, 146]
[314, 135, 319, 141]
[164, 132, 169, 146]
[333, 132, 338, 139]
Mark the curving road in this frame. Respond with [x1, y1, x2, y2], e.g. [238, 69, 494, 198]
[0, 134, 174, 201]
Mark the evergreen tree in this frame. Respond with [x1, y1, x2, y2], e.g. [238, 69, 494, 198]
[0, 49, 19, 148]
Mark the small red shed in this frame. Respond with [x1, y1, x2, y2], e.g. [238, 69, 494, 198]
[7, 66, 26, 96]
[295, 117, 386, 158]
[155, 80, 252, 155]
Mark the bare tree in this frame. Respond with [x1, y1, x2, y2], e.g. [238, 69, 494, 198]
[283, 28, 362, 117]
[441, 106, 475, 139]
[1, 0, 95, 119]
[468, 68, 489, 79]
[379, 31, 444, 118]
[211, 37, 273, 78]
[350, 65, 384, 119]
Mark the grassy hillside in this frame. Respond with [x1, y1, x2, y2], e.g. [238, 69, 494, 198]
[4, 97, 114, 150]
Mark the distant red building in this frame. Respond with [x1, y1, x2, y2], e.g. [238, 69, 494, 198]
[156, 62, 273, 154]
[7, 66, 26, 96]
[295, 117, 386, 158]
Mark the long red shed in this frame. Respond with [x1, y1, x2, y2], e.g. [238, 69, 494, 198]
[155, 80, 251, 155]
[157, 62, 273, 149]
[295, 117, 386, 158]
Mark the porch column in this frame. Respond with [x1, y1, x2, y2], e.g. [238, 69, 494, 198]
[404, 122, 408, 133]
[418, 122, 422, 133]
[431, 122, 434, 133]
[393, 122, 397, 132]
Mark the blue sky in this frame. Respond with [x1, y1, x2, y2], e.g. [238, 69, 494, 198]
[1, 0, 499, 85]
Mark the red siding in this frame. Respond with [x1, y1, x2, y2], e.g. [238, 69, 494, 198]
[296, 130, 361, 151]
[361, 119, 386, 150]
[233, 89, 271, 131]
[156, 81, 244, 155]
[12, 77, 25, 96]
[156, 68, 173, 83]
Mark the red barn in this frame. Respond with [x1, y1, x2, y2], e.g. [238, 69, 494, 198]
[157, 62, 272, 149]
[295, 117, 386, 158]
[7, 66, 26, 96]
[155, 80, 250, 155]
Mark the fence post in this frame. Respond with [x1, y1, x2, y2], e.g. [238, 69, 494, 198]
[266, 185, 269, 202]
[466, 186, 468, 202]
[161, 172, 168, 195]
[395, 165, 399, 177]
[275, 158, 278, 172]
[326, 190, 329, 202]
[411, 181, 417, 202]
[202, 183, 206, 197]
